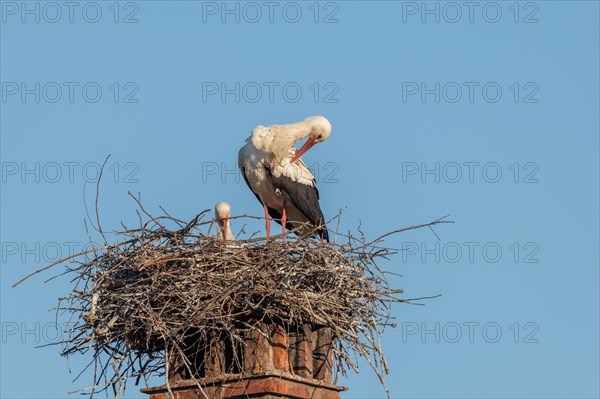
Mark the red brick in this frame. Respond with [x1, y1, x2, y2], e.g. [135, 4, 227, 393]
[141, 371, 346, 399]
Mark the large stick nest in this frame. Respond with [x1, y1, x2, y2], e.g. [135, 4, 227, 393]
[17, 194, 450, 398]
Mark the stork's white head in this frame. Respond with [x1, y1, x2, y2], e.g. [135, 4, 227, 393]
[215, 201, 231, 220]
[290, 116, 332, 163]
[214, 202, 233, 240]
[305, 116, 332, 143]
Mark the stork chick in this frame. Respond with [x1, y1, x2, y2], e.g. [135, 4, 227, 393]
[214, 202, 235, 241]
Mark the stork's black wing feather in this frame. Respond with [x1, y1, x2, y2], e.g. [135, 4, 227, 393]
[267, 169, 329, 242]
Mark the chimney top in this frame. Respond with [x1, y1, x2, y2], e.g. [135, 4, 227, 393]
[142, 322, 347, 399]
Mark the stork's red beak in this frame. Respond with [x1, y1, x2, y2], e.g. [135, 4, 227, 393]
[220, 219, 228, 239]
[290, 137, 316, 163]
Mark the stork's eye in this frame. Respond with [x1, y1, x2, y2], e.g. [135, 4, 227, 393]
[316, 134, 322, 140]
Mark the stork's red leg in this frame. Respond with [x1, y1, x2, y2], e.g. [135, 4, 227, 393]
[281, 206, 287, 244]
[264, 204, 271, 237]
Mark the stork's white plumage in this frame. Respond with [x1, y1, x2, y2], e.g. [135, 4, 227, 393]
[238, 116, 331, 241]
[214, 201, 235, 240]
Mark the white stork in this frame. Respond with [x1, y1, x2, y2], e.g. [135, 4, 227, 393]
[238, 116, 331, 241]
[214, 201, 235, 240]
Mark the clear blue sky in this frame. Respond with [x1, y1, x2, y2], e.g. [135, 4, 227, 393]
[1, 1, 599, 398]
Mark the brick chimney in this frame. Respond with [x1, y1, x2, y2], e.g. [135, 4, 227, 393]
[141, 322, 347, 399]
